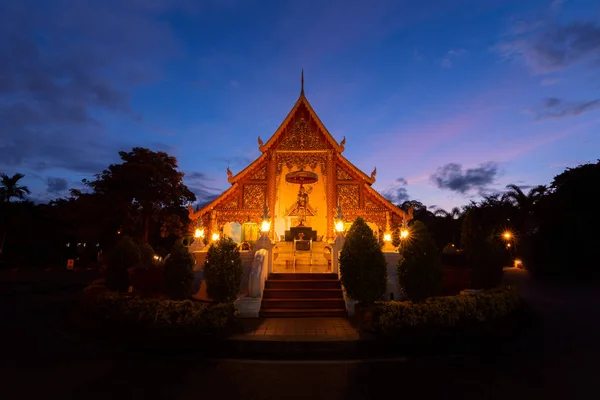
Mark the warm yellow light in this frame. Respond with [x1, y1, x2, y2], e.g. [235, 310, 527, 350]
[194, 228, 204, 238]
[507, 243, 511, 248]
[400, 229, 409, 239]
[335, 220, 344, 233]
[514, 259, 523, 268]
[211, 233, 219, 241]
[261, 220, 271, 233]
[503, 231, 512, 240]
[383, 233, 392, 242]
[153, 255, 160, 260]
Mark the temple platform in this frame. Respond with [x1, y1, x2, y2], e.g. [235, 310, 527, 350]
[272, 241, 332, 274]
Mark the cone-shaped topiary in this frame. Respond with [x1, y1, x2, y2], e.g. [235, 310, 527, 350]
[163, 241, 195, 300]
[397, 220, 443, 302]
[204, 237, 243, 303]
[339, 217, 387, 304]
[139, 242, 156, 267]
[106, 236, 141, 291]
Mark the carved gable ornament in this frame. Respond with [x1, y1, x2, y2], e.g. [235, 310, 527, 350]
[277, 113, 329, 151]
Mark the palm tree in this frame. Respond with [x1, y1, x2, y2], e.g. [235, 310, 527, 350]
[0, 173, 31, 255]
[502, 184, 548, 238]
[433, 206, 464, 248]
[502, 184, 547, 213]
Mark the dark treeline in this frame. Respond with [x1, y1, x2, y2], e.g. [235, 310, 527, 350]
[0, 148, 196, 269]
[396, 160, 600, 281]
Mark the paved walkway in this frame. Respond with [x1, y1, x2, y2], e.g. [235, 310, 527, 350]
[233, 317, 359, 341]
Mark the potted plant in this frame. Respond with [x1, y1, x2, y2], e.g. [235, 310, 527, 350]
[339, 217, 387, 331]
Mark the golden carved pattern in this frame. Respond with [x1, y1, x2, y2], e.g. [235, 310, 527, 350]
[223, 195, 239, 209]
[276, 152, 327, 176]
[364, 197, 379, 210]
[336, 165, 353, 180]
[343, 210, 387, 232]
[278, 110, 329, 151]
[338, 184, 360, 209]
[217, 210, 264, 226]
[243, 184, 266, 209]
[250, 166, 267, 180]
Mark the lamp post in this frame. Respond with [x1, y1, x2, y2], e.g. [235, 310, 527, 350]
[190, 217, 206, 251]
[260, 204, 271, 238]
[502, 230, 516, 260]
[332, 204, 345, 275]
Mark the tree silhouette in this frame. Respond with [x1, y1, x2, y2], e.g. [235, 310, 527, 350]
[0, 173, 31, 255]
[82, 148, 196, 244]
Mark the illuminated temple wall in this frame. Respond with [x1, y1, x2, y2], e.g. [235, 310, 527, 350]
[274, 164, 327, 240]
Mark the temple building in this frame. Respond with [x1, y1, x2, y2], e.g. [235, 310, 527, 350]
[188, 74, 411, 315]
[188, 74, 410, 273]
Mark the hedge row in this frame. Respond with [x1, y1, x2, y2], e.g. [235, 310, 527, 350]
[375, 286, 520, 335]
[84, 292, 236, 335]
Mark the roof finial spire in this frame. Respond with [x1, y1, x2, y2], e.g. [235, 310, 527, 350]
[301, 69, 304, 95]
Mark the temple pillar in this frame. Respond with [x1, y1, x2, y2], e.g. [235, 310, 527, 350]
[326, 151, 336, 241]
[267, 150, 277, 241]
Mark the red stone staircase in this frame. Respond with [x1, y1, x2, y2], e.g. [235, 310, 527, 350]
[260, 273, 346, 317]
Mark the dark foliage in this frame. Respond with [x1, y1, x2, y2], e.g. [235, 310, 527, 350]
[106, 236, 141, 291]
[461, 209, 507, 289]
[397, 221, 443, 301]
[529, 161, 600, 279]
[204, 237, 243, 303]
[84, 291, 235, 334]
[339, 217, 387, 304]
[163, 241, 195, 300]
[376, 286, 520, 335]
[81, 147, 196, 245]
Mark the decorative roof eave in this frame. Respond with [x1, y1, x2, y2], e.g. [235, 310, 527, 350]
[189, 182, 240, 220]
[363, 183, 410, 221]
[259, 94, 345, 153]
[227, 152, 268, 184]
[336, 153, 376, 185]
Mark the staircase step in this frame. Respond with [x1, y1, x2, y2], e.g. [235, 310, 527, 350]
[261, 298, 346, 309]
[259, 308, 348, 318]
[269, 273, 338, 280]
[265, 280, 341, 290]
[263, 288, 343, 299]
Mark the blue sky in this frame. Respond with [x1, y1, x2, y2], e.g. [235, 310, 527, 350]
[1, 0, 599, 210]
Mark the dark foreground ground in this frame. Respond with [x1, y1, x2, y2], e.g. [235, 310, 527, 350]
[1, 267, 599, 399]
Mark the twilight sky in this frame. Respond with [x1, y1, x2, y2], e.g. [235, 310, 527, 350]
[1, 0, 599, 210]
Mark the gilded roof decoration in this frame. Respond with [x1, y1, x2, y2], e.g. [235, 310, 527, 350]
[243, 184, 266, 209]
[336, 165, 354, 180]
[277, 114, 328, 151]
[338, 184, 360, 209]
[250, 166, 267, 180]
[276, 152, 327, 176]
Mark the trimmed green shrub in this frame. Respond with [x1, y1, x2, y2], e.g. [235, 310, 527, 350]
[397, 221, 443, 302]
[204, 236, 243, 303]
[140, 242, 156, 267]
[375, 286, 520, 335]
[339, 217, 387, 304]
[106, 236, 141, 291]
[84, 291, 235, 334]
[163, 241, 195, 300]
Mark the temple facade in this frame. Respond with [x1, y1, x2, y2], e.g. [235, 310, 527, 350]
[188, 78, 410, 245]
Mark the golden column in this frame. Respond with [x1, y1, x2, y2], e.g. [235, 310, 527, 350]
[326, 150, 336, 241]
[266, 150, 277, 240]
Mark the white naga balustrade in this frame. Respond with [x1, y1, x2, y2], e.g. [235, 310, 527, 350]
[235, 248, 270, 318]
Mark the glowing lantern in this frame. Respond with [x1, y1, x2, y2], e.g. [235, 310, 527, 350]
[400, 229, 409, 239]
[260, 204, 271, 233]
[194, 228, 204, 238]
[383, 233, 392, 242]
[211, 232, 220, 241]
[334, 203, 345, 233]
